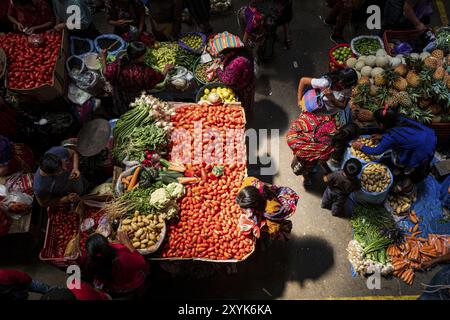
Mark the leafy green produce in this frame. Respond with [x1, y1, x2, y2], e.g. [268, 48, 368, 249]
[112, 94, 174, 162]
[120, 181, 165, 215]
[353, 38, 382, 56]
[113, 124, 168, 162]
[175, 46, 198, 68]
[351, 205, 398, 265]
[144, 42, 178, 71]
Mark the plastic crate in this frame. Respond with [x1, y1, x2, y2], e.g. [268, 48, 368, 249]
[383, 29, 430, 56]
[39, 206, 81, 268]
[328, 44, 354, 70]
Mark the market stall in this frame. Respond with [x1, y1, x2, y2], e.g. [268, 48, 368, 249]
[37, 92, 253, 267]
[345, 29, 450, 143]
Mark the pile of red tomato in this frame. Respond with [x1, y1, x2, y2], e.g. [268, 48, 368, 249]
[0, 31, 61, 89]
[48, 206, 80, 258]
[161, 104, 254, 261]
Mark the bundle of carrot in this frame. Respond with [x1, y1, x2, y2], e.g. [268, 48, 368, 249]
[121, 167, 141, 192]
[160, 104, 254, 261]
[387, 210, 450, 285]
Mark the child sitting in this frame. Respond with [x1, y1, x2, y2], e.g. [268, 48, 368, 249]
[321, 158, 362, 216]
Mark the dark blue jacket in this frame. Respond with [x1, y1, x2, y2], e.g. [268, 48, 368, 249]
[362, 117, 436, 169]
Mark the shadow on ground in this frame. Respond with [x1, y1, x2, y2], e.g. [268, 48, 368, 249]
[145, 235, 334, 299]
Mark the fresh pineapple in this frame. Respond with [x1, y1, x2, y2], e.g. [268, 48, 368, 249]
[374, 73, 386, 87]
[406, 70, 421, 88]
[433, 66, 445, 80]
[424, 56, 439, 70]
[396, 91, 413, 108]
[356, 108, 374, 122]
[431, 49, 444, 61]
[394, 64, 408, 77]
[393, 77, 408, 91]
[445, 74, 450, 90]
[358, 76, 371, 85]
[399, 106, 433, 124]
[385, 94, 399, 108]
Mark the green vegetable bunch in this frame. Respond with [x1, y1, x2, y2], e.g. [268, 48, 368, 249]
[144, 42, 178, 71]
[114, 124, 168, 162]
[351, 205, 397, 265]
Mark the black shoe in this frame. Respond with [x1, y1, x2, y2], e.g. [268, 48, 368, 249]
[330, 35, 346, 44]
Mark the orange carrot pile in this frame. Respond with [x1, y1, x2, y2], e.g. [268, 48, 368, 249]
[387, 211, 449, 285]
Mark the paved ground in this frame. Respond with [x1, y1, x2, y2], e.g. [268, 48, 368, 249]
[1, 0, 449, 300]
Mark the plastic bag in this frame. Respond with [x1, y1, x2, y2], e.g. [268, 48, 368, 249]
[96, 214, 112, 238]
[3, 192, 33, 220]
[393, 42, 413, 55]
[68, 83, 92, 105]
[66, 55, 86, 81]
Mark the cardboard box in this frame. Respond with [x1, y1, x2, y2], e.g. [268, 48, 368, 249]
[6, 30, 69, 103]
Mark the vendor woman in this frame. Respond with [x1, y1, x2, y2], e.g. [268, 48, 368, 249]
[0, 136, 35, 195]
[214, 46, 256, 117]
[236, 176, 299, 240]
[8, 0, 54, 34]
[297, 68, 357, 115]
[81, 233, 149, 298]
[102, 41, 172, 116]
[352, 107, 437, 185]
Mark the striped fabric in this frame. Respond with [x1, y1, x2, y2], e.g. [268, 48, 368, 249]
[208, 32, 244, 57]
[286, 112, 337, 162]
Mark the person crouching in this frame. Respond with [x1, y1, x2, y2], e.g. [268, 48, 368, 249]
[321, 158, 361, 216]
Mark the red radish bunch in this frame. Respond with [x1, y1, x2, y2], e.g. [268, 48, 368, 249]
[161, 104, 254, 261]
[49, 207, 79, 257]
[79, 207, 105, 256]
[0, 31, 61, 89]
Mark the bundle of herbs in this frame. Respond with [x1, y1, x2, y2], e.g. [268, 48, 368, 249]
[351, 205, 400, 265]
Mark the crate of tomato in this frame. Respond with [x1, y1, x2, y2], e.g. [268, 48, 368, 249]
[39, 204, 81, 268]
[153, 103, 255, 262]
[1, 30, 69, 103]
[328, 44, 354, 71]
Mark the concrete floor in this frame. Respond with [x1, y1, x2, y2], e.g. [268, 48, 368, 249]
[1, 0, 449, 300]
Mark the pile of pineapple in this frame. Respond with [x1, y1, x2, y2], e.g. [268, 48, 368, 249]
[350, 49, 450, 125]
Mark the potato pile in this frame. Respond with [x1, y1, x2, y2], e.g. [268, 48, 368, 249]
[387, 193, 417, 216]
[351, 138, 378, 162]
[361, 163, 391, 193]
[119, 211, 165, 251]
